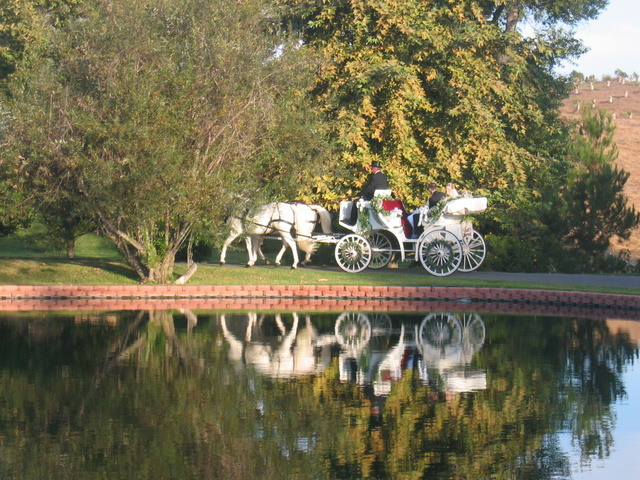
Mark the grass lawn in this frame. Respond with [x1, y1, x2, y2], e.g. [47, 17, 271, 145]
[1, 229, 639, 295]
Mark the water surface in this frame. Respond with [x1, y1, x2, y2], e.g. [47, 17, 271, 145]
[0, 309, 638, 479]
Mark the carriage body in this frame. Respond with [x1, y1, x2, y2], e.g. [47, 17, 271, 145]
[333, 191, 488, 275]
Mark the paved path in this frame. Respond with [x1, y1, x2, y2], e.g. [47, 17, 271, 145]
[300, 265, 640, 290]
[450, 271, 640, 289]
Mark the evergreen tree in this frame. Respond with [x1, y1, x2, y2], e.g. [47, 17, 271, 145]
[560, 108, 639, 269]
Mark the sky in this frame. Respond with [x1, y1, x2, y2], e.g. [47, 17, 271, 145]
[555, 0, 640, 77]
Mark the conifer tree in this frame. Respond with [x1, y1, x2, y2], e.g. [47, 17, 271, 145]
[561, 108, 639, 262]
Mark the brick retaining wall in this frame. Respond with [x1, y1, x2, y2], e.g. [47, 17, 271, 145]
[0, 285, 638, 320]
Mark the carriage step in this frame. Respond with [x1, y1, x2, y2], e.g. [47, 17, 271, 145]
[312, 234, 341, 244]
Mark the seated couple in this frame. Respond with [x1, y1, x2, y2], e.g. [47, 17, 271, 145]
[407, 182, 458, 237]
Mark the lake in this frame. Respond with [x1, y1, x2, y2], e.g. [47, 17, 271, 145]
[1, 307, 638, 479]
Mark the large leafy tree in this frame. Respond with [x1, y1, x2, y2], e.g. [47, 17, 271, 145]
[277, 0, 604, 202]
[278, 0, 608, 270]
[1, 0, 326, 282]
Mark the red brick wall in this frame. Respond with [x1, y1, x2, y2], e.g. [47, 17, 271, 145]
[0, 285, 638, 320]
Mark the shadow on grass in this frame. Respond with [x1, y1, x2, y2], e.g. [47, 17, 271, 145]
[61, 258, 140, 281]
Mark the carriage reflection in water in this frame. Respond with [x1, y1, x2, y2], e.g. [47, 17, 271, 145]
[333, 190, 488, 275]
[331, 312, 487, 396]
[219, 311, 487, 397]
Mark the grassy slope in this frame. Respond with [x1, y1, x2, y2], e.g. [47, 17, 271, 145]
[1, 232, 638, 295]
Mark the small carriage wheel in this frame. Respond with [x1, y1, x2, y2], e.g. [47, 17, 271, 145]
[460, 312, 485, 347]
[417, 230, 462, 276]
[335, 234, 372, 273]
[335, 312, 372, 350]
[370, 313, 393, 336]
[367, 231, 394, 269]
[459, 230, 486, 272]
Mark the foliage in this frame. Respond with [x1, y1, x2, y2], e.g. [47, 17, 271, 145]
[0, 0, 82, 86]
[356, 191, 395, 232]
[0, 159, 32, 237]
[0, 103, 31, 235]
[276, 0, 595, 209]
[1, 0, 328, 282]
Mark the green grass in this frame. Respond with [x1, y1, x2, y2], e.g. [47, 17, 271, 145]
[0, 256, 638, 295]
[1, 229, 639, 295]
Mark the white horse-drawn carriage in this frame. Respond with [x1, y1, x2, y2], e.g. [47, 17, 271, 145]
[333, 190, 488, 275]
[220, 191, 487, 276]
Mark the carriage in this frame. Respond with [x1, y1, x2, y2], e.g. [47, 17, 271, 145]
[220, 191, 487, 276]
[328, 190, 488, 276]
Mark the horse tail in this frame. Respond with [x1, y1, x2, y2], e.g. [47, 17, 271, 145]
[309, 205, 333, 234]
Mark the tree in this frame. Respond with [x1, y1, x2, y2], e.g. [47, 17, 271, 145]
[283, 0, 602, 204]
[560, 108, 639, 266]
[0, 0, 82, 86]
[1, 0, 326, 282]
[614, 68, 628, 81]
[38, 193, 97, 258]
[276, 0, 609, 271]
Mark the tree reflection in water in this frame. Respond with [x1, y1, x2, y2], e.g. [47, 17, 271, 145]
[0, 309, 637, 480]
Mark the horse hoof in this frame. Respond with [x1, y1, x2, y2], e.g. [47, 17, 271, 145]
[219, 262, 225, 266]
[290, 266, 297, 270]
[245, 264, 253, 268]
[264, 260, 271, 265]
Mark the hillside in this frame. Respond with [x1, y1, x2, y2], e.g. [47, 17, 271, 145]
[560, 79, 640, 264]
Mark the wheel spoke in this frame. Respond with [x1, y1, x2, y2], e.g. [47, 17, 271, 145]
[367, 231, 393, 269]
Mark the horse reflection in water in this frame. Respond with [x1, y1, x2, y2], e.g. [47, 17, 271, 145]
[220, 313, 332, 378]
[219, 311, 487, 400]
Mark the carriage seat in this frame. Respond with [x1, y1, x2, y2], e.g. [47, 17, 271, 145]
[379, 199, 413, 238]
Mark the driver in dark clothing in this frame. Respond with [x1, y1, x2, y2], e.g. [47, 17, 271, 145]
[348, 160, 389, 226]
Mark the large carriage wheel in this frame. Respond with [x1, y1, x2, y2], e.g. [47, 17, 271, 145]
[417, 230, 462, 276]
[335, 234, 372, 273]
[367, 231, 394, 269]
[459, 230, 486, 272]
[335, 312, 372, 350]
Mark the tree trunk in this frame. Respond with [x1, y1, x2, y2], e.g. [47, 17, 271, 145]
[505, 3, 520, 32]
[66, 238, 76, 259]
[95, 210, 192, 283]
[146, 254, 176, 284]
[175, 263, 198, 285]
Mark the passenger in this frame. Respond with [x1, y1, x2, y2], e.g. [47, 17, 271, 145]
[408, 183, 445, 238]
[427, 182, 446, 207]
[445, 182, 459, 198]
[347, 160, 389, 226]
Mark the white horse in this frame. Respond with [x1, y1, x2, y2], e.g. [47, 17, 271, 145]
[219, 202, 332, 269]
